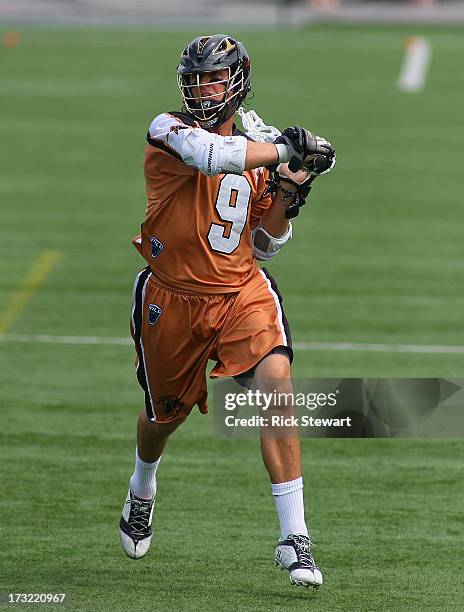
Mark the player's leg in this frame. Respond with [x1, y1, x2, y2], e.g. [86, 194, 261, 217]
[136, 409, 185, 464]
[120, 269, 211, 559]
[254, 352, 323, 588]
[120, 413, 186, 559]
[129, 410, 185, 501]
[254, 352, 301, 483]
[213, 267, 322, 587]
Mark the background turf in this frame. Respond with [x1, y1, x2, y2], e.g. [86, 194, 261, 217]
[1, 25, 463, 611]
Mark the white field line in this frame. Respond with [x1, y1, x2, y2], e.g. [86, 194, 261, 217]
[293, 341, 464, 354]
[1, 333, 464, 354]
[0, 334, 132, 346]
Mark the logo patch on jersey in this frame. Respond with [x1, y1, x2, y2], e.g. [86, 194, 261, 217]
[148, 303, 163, 326]
[150, 236, 164, 258]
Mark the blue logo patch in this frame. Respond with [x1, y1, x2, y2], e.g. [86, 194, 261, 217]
[148, 303, 163, 326]
[150, 236, 164, 259]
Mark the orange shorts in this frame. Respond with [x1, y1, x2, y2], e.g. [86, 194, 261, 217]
[130, 266, 292, 423]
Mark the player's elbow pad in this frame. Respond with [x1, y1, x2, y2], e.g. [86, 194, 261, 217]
[180, 129, 247, 176]
[252, 222, 292, 261]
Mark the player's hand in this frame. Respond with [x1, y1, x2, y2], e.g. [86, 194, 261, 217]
[275, 127, 335, 172]
[277, 163, 311, 186]
[304, 151, 336, 176]
[277, 149, 336, 187]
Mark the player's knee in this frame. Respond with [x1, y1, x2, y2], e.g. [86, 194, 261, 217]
[254, 352, 292, 385]
[152, 415, 187, 434]
[254, 355, 295, 413]
[139, 410, 187, 435]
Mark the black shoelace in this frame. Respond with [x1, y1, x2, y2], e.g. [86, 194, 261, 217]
[290, 535, 316, 569]
[126, 498, 153, 538]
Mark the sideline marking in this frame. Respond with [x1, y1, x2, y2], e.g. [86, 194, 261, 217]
[0, 251, 62, 333]
[294, 341, 464, 354]
[0, 334, 464, 354]
[398, 36, 431, 92]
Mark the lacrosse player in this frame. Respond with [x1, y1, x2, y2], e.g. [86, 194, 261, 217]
[119, 34, 335, 588]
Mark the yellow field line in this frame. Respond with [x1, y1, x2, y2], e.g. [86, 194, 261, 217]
[0, 250, 62, 333]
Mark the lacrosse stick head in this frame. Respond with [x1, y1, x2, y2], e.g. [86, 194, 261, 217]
[237, 108, 281, 143]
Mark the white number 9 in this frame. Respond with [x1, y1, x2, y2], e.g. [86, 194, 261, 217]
[207, 174, 251, 254]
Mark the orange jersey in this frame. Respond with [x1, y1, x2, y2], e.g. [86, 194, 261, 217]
[133, 111, 273, 294]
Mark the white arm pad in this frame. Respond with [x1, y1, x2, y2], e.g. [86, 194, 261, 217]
[252, 221, 292, 261]
[148, 114, 247, 176]
[178, 129, 247, 176]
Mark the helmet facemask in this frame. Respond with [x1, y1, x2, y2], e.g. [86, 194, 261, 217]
[178, 66, 246, 128]
[177, 35, 251, 128]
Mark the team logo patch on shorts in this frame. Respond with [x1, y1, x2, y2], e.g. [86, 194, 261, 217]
[150, 236, 164, 258]
[155, 395, 184, 418]
[148, 303, 163, 326]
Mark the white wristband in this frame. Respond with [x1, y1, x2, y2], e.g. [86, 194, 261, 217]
[275, 143, 291, 163]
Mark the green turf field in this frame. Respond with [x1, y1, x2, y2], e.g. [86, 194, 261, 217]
[1, 25, 464, 611]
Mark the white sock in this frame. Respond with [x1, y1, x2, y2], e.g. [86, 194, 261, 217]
[271, 477, 309, 540]
[129, 448, 160, 500]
